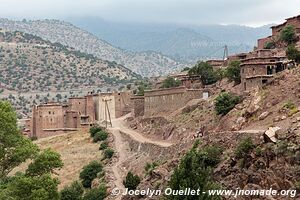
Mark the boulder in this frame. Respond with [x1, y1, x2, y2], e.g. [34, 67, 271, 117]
[264, 127, 281, 143]
[258, 111, 269, 120]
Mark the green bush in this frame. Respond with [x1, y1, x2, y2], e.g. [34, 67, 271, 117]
[264, 41, 276, 49]
[93, 131, 108, 143]
[83, 185, 107, 200]
[161, 77, 181, 88]
[145, 162, 159, 175]
[198, 145, 223, 167]
[103, 148, 114, 159]
[235, 137, 255, 159]
[214, 92, 240, 116]
[286, 45, 300, 63]
[99, 142, 108, 150]
[188, 61, 219, 85]
[123, 172, 141, 190]
[60, 181, 84, 200]
[225, 61, 241, 85]
[89, 126, 102, 138]
[167, 141, 222, 200]
[79, 161, 103, 188]
[280, 25, 297, 45]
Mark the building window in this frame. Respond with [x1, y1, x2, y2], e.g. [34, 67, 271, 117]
[49, 111, 51, 114]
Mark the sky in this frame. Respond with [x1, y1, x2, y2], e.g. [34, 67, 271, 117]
[0, 0, 300, 27]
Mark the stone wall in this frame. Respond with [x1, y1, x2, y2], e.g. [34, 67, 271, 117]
[257, 37, 273, 49]
[65, 111, 80, 128]
[114, 92, 132, 118]
[144, 87, 203, 117]
[131, 96, 145, 117]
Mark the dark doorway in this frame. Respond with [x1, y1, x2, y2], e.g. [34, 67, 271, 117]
[267, 66, 273, 75]
[276, 63, 284, 73]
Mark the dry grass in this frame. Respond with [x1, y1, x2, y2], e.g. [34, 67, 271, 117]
[11, 131, 101, 190]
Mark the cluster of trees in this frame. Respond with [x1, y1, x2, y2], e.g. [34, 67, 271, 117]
[167, 140, 222, 200]
[188, 61, 241, 86]
[0, 101, 63, 200]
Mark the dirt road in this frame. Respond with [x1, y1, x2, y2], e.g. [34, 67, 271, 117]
[108, 115, 173, 199]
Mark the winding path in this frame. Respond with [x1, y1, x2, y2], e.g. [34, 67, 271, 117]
[107, 115, 173, 199]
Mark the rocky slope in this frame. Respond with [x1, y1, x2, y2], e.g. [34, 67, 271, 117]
[0, 19, 185, 77]
[125, 69, 300, 199]
[0, 30, 140, 92]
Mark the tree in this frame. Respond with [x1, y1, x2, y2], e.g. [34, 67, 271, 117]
[5, 173, 60, 200]
[26, 148, 63, 176]
[214, 92, 240, 116]
[161, 77, 181, 88]
[103, 148, 114, 159]
[123, 171, 141, 190]
[286, 45, 300, 63]
[225, 61, 241, 85]
[280, 25, 297, 45]
[89, 126, 102, 138]
[60, 181, 84, 200]
[82, 185, 107, 200]
[167, 142, 221, 200]
[93, 131, 108, 143]
[188, 62, 219, 85]
[79, 161, 103, 188]
[0, 101, 39, 179]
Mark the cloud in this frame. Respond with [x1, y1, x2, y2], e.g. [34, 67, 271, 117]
[0, 0, 299, 26]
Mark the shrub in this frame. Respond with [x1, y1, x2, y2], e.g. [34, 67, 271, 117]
[286, 45, 300, 63]
[89, 126, 102, 138]
[188, 61, 219, 85]
[83, 185, 107, 200]
[99, 142, 108, 150]
[103, 148, 114, 159]
[280, 25, 297, 45]
[93, 131, 108, 143]
[167, 142, 222, 200]
[214, 92, 240, 116]
[123, 172, 141, 190]
[283, 100, 297, 110]
[235, 137, 255, 159]
[79, 161, 103, 188]
[60, 181, 84, 200]
[161, 77, 181, 88]
[225, 61, 241, 85]
[264, 41, 276, 49]
[198, 145, 223, 167]
[145, 162, 159, 175]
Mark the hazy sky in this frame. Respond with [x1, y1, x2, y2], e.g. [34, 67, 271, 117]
[0, 0, 300, 26]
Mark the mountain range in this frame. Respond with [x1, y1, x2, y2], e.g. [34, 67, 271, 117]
[0, 18, 185, 77]
[0, 30, 140, 92]
[68, 17, 272, 62]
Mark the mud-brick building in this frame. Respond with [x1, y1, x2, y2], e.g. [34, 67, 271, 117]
[29, 95, 96, 139]
[143, 86, 208, 117]
[68, 95, 95, 127]
[257, 15, 300, 49]
[240, 56, 287, 91]
[154, 71, 201, 89]
[206, 59, 227, 69]
[96, 91, 132, 122]
[30, 103, 78, 138]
